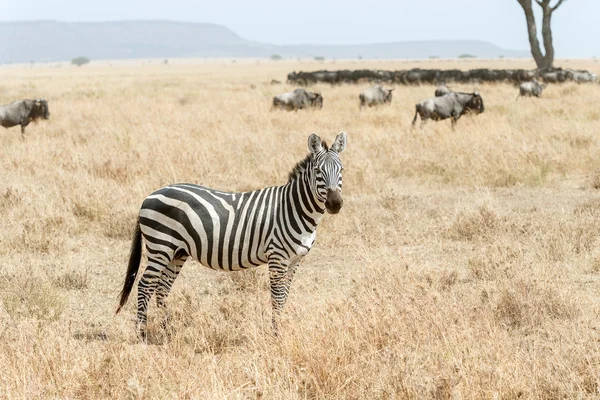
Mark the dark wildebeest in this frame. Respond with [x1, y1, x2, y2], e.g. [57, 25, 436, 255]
[435, 85, 452, 97]
[272, 89, 323, 111]
[517, 80, 544, 99]
[412, 92, 484, 128]
[359, 85, 393, 110]
[0, 99, 50, 137]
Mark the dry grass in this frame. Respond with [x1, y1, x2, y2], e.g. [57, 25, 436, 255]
[1, 58, 600, 398]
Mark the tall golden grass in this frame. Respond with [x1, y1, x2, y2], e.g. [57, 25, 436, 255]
[1, 58, 600, 398]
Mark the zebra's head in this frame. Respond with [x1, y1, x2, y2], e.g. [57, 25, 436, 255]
[308, 132, 347, 214]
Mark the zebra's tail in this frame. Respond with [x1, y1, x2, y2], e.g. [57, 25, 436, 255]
[116, 218, 142, 314]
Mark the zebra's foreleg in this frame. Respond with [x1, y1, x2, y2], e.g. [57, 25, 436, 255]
[268, 257, 301, 335]
[268, 259, 288, 335]
[136, 258, 168, 340]
[282, 259, 300, 306]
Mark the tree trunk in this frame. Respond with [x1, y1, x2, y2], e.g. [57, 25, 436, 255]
[540, 3, 555, 69]
[516, 0, 567, 69]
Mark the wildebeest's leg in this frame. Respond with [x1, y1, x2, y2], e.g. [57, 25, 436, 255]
[451, 112, 460, 131]
[20, 119, 30, 138]
[136, 255, 170, 341]
[412, 106, 420, 126]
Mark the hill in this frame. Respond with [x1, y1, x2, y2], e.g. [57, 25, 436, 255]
[0, 20, 529, 63]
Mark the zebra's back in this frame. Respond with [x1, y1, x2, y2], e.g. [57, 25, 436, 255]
[139, 183, 276, 271]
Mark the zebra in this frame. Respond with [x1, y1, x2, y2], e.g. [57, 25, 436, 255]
[116, 132, 347, 339]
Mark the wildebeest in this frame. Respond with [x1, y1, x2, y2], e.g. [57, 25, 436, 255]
[517, 80, 544, 99]
[359, 85, 393, 110]
[272, 88, 323, 111]
[412, 92, 484, 128]
[286, 67, 598, 86]
[566, 69, 597, 83]
[435, 85, 452, 97]
[0, 98, 50, 137]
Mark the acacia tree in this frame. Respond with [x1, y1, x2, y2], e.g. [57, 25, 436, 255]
[71, 56, 90, 67]
[516, 0, 567, 69]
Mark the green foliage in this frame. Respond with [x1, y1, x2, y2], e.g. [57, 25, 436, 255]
[72, 56, 91, 67]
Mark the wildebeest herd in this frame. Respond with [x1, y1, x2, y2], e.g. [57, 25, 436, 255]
[271, 66, 598, 128]
[286, 67, 597, 86]
[0, 66, 594, 137]
[271, 82, 485, 128]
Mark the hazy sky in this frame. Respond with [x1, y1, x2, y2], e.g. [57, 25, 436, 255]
[1, 0, 597, 57]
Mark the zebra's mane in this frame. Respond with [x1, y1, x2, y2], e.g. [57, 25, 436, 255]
[287, 140, 328, 183]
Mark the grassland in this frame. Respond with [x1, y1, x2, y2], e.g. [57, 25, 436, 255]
[1, 58, 600, 398]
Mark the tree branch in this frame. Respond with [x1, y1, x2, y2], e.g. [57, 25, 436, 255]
[516, 0, 529, 9]
[551, 0, 566, 12]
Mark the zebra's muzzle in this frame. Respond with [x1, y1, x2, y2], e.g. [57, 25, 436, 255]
[325, 189, 343, 214]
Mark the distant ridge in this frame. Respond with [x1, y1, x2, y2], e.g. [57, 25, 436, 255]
[0, 20, 529, 63]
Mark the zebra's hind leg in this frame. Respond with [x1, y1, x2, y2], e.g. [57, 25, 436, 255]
[136, 256, 170, 341]
[155, 255, 188, 329]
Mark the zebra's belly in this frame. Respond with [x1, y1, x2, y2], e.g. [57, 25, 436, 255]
[190, 244, 268, 272]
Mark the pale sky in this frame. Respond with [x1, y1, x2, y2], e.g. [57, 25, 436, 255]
[1, 0, 597, 57]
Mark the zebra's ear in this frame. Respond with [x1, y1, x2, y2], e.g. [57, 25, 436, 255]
[331, 132, 347, 153]
[308, 133, 323, 153]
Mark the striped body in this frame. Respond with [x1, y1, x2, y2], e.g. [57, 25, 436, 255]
[116, 132, 347, 339]
[140, 181, 324, 272]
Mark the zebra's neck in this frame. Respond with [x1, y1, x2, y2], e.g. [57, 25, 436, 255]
[281, 169, 325, 231]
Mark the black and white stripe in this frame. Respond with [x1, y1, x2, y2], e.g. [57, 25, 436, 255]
[116, 132, 347, 338]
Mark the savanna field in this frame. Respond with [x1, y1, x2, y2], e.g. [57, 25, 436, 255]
[1, 58, 600, 398]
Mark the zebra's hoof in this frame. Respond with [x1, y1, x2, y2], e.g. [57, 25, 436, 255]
[138, 329, 148, 343]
